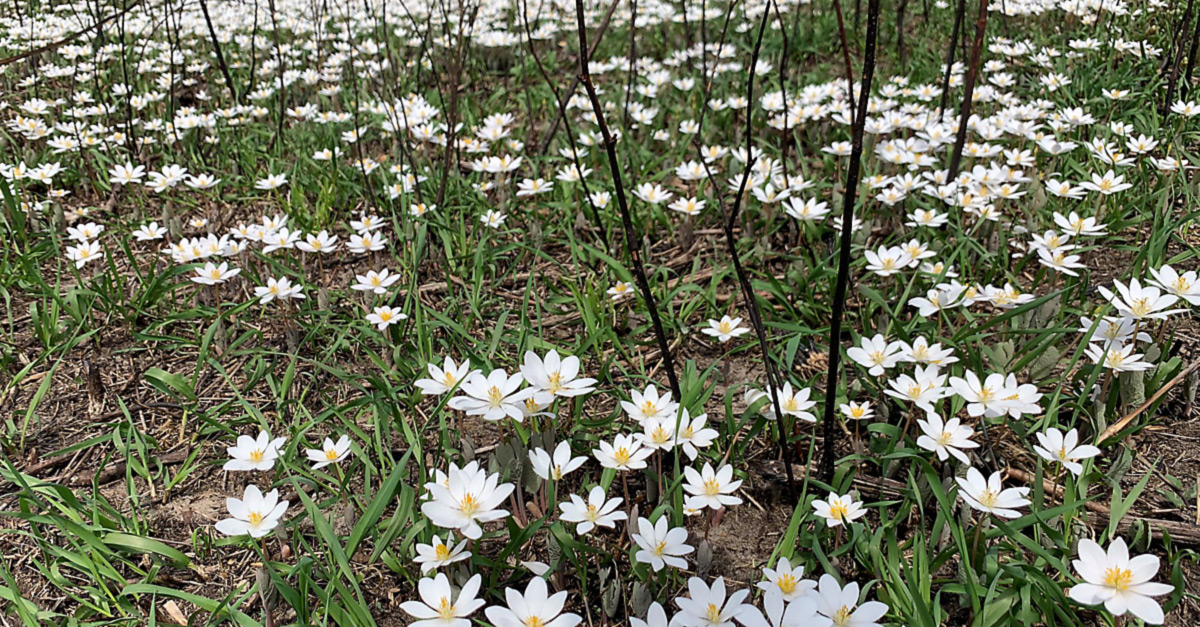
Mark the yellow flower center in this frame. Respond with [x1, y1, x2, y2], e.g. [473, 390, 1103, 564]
[525, 617, 545, 627]
[829, 502, 849, 521]
[977, 488, 999, 509]
[777, 573, 797, 594]
[249, 449, 264, 463]
[443, 372, 457, 386]
[703, 478, 721, 496]
[705, 604, 722, 623]
[435, 543, 452, 560]
[324, 448, 340, 461]
[437, 597, 456, 620]
[248, 511, 264, 525]
[613, 447, 631, 466]
[459, 493, 480, 516]
[487, 386, 504, 407]
[1103, 567, 1133, 591]
[546, 372, 563, 393]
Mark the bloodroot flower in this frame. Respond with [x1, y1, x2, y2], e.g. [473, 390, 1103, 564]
[631, 515, 693, 571]
[305, 435, 352, 469]
[215, 485, 288, 538]
[812, 492, 866, 527]
[956, 467, 1030, 519]
[413, 535, 471, 574]
[224, 430, 286, 471]
[401, 573, 485, 627]
[484, 577, 581, 627]
[420, 463, 513, 539]
[1069, 538, 1173, 625]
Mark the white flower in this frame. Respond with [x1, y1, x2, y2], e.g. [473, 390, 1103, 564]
[948, 372, 1010, 417]
[916, 414, 978, 464]
[529, 441, 587, 481]
[367, 305, 408, 331]
[846, 334, 905, 376]
[1032, 428, 1100, 476]
[812, 492, 866, 527]
[608, 281, 634, 302]
[305, 435, 352, 469]
[884, 365, 950, 413]
[756, 557, 816, 602]
[214, 485, 288, 538]
[1098, 278, 1183, 321]
[415, 357, 476, 395]
[863, 246, 912, 277]
[1069, 537, 1173, 625]
[810, 574, 890, 627]
[520, 349, 597, 397]
[191, 262, 241, 285]
[413, 535, 471, 575]
[956, 467, 1030, 519]
[633, 182, 674, 204]
[594, 433, 654, 471]
[400, 573, 485, 627]
[255, 276, 306, 304]
[559, 485, 626, 535]
[756, 589, 830, 627]
[132, 222, 167, 241]
[447, 369, 536, 422]
[620, 384, 678, 422]
[420, 463, 513, 539]
[1148, 264, 1200, 306]
[480, 209, 507, 228]
[223, 430, 286, 471]
[352, 268, 401, 295]
[745, 382, 817, 422]
[296, 230, 339, 253]
[682, 463, 743, 511]
[484, 577, 581, 627]
[839, 401, 874, 422]
[630, 603, 671, 627]
[673, 409, 719, 460]
[702, 315, 751, 343]
[1086, 343, 1154, 372]
[639, 416, 679, 452]
[66, 240, 103, 268]
[631, 515, 693, 571]
[347, 231, 388, 254]
[255, 173, 289, 190]
[673, 577, 755, 627]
